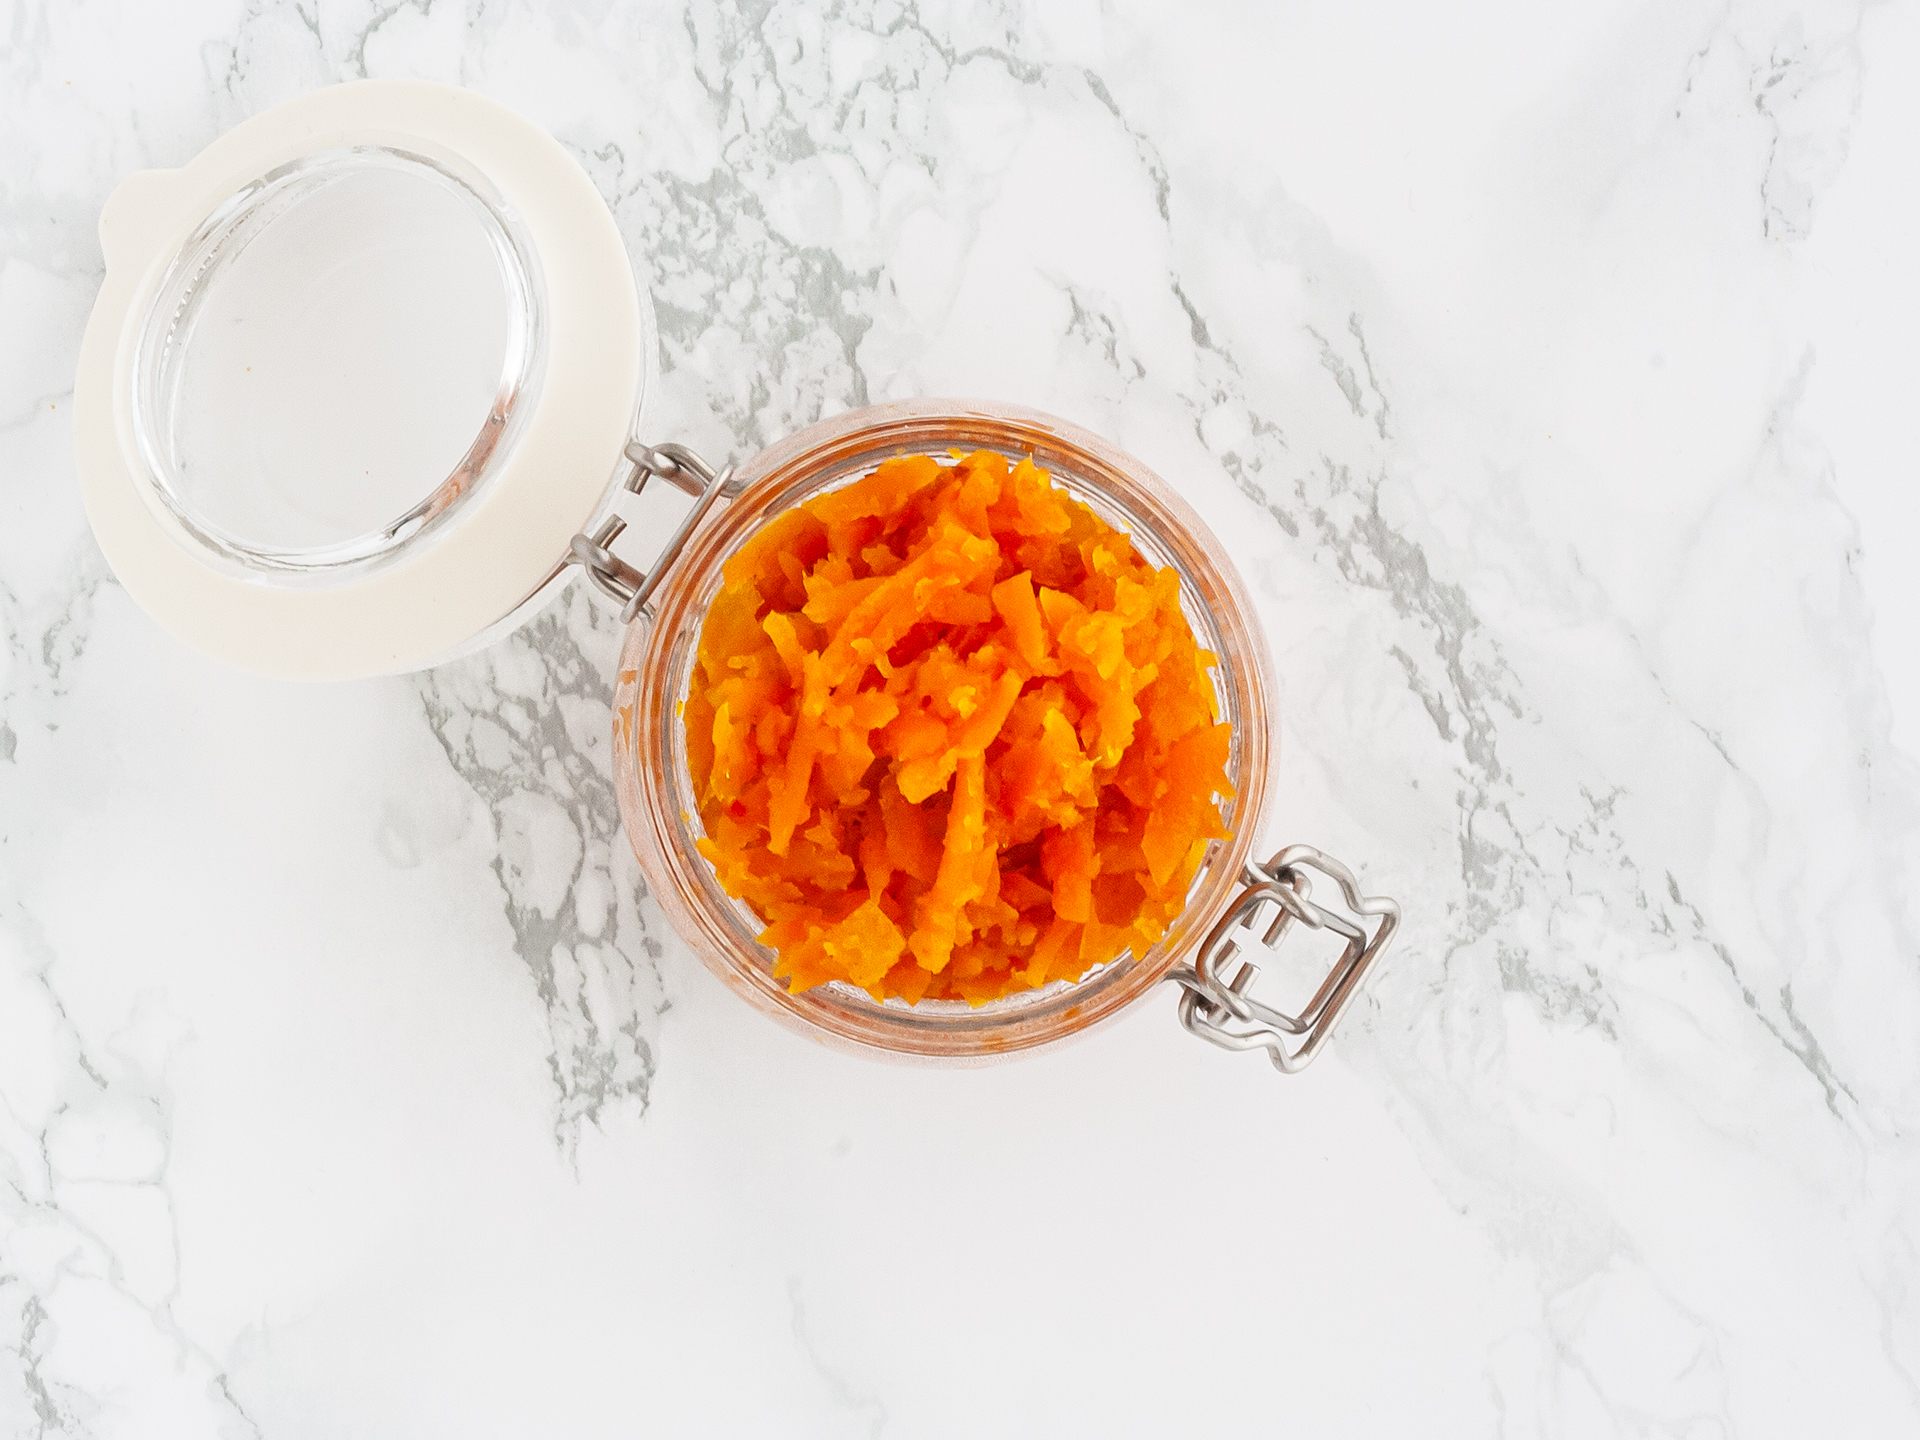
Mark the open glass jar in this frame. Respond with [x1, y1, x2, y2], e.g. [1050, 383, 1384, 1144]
[75, 81, 1397, 1074]
[614, 401, 1271, 1062]
[601, 400, 1398, 1068]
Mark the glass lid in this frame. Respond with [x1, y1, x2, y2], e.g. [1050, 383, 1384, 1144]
[131, 146, 546, 577]
[72, 80, 652, 680]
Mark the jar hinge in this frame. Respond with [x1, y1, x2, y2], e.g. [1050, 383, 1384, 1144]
[1166, 846, 1399, 1073]
[562, 441, 741, 623]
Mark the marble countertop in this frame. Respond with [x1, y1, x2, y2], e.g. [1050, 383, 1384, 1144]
[5, 1, 1920, 1434]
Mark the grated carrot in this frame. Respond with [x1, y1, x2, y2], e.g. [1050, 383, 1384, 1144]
[688, 450, 1231, 1005]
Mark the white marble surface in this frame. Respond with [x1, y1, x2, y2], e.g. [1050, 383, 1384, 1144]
[5, 0, 1920, 1434]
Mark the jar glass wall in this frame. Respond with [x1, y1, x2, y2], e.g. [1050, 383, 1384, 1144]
[613, 401, 1277, 1062]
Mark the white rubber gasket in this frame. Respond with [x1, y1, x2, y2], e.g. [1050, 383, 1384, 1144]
[73, 80, 644, 680]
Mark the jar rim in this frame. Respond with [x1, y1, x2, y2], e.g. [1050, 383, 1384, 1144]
[613, 400, 1278, 1063]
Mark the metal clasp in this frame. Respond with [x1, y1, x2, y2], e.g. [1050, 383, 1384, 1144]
[567, 441, 739, 623]
[1167, 845, 1399, 1073]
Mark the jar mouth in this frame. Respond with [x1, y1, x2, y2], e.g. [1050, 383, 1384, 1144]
[614, 401, 1276, 1063]
[129, 145, 547, 580]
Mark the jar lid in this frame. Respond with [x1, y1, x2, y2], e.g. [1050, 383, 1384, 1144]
[72, 80, 652, 679]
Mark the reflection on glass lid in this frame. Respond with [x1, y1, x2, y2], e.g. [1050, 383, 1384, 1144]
[130, 146, 546, 577]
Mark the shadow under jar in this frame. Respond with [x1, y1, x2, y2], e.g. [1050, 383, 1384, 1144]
[609, 400, 1397, 1068]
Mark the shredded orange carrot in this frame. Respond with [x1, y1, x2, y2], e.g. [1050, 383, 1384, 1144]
[687, 450, 1232, 1005]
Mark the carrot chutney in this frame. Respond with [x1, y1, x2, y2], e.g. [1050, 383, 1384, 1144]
[685, 449, 1232, 1005]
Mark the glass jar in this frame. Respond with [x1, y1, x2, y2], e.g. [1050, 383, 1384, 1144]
[609, 400, 1392, 1066]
